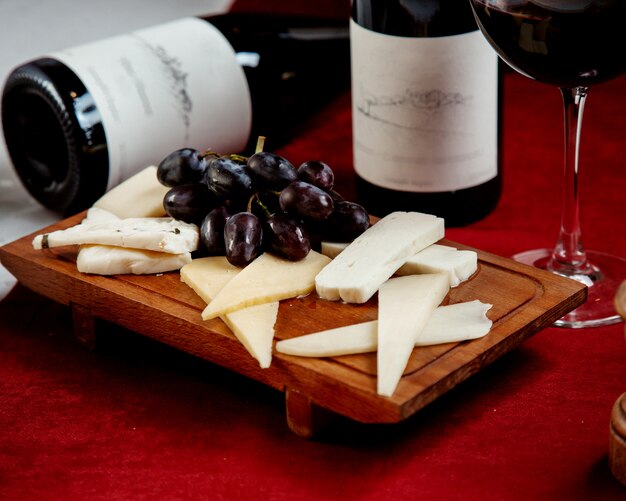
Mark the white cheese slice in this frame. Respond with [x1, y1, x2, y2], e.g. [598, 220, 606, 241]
[321, 241, 477, 288]
[315, 211, 445, 303]
[201, 251, 331, 320]
[397, 244, 477, 287]
[414, 300, 492, 345]
[278, 321, 378, 358]
[377, 273, 449, 397]
[77, 244, 191, 275]
[32, 212, 199, 254]
[73, 208, 190, 275]
[93, 165, 169, 218]
[180, 257, 278, 368]
[275, 300, 492, 357]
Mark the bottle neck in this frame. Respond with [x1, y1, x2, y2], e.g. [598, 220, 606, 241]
[204, 13, 350, 48]
[204, 13, 351, 151]
[351, 0, 478, 37]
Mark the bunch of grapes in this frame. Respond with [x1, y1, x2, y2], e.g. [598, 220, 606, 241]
[156, 143, 370, 266]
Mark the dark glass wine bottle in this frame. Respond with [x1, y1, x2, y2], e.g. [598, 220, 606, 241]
[350, 0, 503, 226]
[1, 13, 350, 215]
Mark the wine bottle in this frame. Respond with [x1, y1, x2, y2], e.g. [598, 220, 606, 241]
[1, 13, 350, 215]
[350, 0, 502, 225]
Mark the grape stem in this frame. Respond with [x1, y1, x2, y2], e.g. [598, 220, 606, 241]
[246, 193, 255, 213]
[246, 190, 279, 218]
[228, 154, 248, 163]
[200, 149, 249, 164]
[201, 134, 266, 162]
[200, 150, 220, 159]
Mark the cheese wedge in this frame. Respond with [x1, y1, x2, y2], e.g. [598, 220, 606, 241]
[201, 251, 331, 320]
[315, 211, 445, 303]
[275, 300, 492, 357]
[32, 211, 199, 254]
[321, 241, 477, 288]
[77, 244, 191, 275]
[377, 273, 449, 397]
[224, 304, 279, 368]
[93, 165, 169, 218]
[180, 257, 278, 368]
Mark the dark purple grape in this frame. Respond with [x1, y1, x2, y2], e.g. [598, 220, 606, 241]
[205, 157, 254, 201]
[279, 181, 334, 221]
[163, 183, 218, 225]
[265, 213, 311, 261]
[224, 212, 263, 267]
[323, 200, 370, 242]
[246, 152, 298, 190]
[200, 206, 234, 255]
[157, 148, 208, 187]
[297, 160, 334, 191]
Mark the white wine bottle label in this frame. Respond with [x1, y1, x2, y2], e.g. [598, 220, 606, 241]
[350, 20, 498, 192]
[49, 18, 251, 190]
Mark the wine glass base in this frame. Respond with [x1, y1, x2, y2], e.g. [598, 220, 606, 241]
[513, 248, 626, 328]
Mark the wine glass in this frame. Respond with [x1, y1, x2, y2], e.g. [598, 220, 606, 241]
[468, 0, 626, 328]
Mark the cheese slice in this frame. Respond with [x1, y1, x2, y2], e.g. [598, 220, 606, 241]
[201, 251, 331, 320]
[93, 165, 169, 218]
[414, 300, 492, 345]
[77, 244, 191, 275]
[377, 273, 449, 397]
[180, 257, 278, 368]
[32, 211, 199, 254]
[275, 300, 492, 357]
[398, 244, 477, 287]
[320, 241, 355, 259]
[73, 208, 190, 275]
[321, 241, 477, 288]
[315, 211, 445, 303]
[224, 305, 278, 368]
[83, 206, 122, 224]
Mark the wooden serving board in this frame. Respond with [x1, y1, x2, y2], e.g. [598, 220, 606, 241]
[0, 212, 587, 438]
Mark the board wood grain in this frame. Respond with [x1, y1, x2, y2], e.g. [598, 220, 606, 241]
[0, 213, 587, 436]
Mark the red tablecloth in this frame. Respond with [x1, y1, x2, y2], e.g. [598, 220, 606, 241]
[2, 2, 626, 500]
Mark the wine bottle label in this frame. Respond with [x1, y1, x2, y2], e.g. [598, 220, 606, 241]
[350, 20, 498, 192]
[49, 18, 251, 189]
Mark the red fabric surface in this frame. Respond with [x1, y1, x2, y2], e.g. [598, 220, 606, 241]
[2, 2, 626, 499]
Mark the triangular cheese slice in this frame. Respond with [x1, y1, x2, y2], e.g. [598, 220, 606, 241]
[275, 300, 492, 357]
[93, 165, 169, 218]
[201, 251, 331, 320]
[180, 257, 278, 368]
[377, 273, 449, 397]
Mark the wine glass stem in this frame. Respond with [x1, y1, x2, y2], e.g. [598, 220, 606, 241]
[548, 87, 596, 279]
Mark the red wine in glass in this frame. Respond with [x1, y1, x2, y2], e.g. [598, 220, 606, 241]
[469, 0, 626, 327]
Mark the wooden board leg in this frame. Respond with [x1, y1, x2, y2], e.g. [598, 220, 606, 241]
[71, 302, 97, 350]
[285, 388, 335, 439]
[609, 392, 626, 486]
